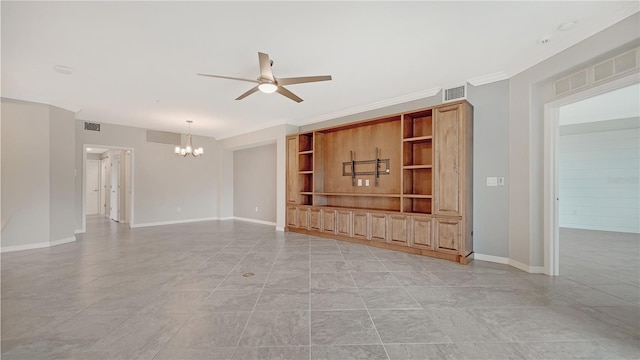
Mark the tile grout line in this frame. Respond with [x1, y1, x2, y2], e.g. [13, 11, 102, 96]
[230, 232, 291, 359]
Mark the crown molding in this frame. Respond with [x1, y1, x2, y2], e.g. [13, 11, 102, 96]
[467, 71, 510, 86]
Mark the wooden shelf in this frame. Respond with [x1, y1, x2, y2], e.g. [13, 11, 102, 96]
[403, 136, 432, 142]
[403, 165, 432, 170]
[403, 194, 433, 199]
[299, 171, 313, 174]
[315, 192, 401, 198]
[298, 150, 313, 155]
[300, 192, 313, 195]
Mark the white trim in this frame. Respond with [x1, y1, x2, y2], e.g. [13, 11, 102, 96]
[475, 253, 544, 273]
[294, 87, 442, 126]
[467, 71, 509, 86]
[74, 229, 85, 234]
[1, 241, 50, 253]
[276, 226, 285, 232]
[50, 236, 76, 246]
[543, 73, 640, 276]
[474, 253, 509, 264]
[218, 217, 234, 221]
[233, 217, 276, 227]
[1, 236, 76, 253]
[130, 217, 217, 228]
[509, 259, 544, 274]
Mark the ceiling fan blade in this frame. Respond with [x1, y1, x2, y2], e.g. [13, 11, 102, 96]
[197, 73, 259, 84]
[235, 86, 259, 100]
[276, 86, 303, 103]
[258, 52, 274, 81]
[277, 75, 332, 86]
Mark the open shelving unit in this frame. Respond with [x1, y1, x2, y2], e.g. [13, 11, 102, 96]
[286, 101, 473, 264]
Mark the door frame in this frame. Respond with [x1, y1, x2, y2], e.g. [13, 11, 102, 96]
[543, 73, 639, 276]
[85, 159, 101, 215]
[82, 144, 135, 232]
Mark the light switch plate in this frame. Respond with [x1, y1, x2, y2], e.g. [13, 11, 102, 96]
[487, 177, 498, 186]
[498, 177, 505, 186]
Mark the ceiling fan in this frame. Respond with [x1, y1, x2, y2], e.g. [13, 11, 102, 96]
[197, 52, 331, 103]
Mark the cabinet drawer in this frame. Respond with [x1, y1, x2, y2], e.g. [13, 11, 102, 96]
[389, 215, 408, 246]
[322, 209, 336, 233]
[352, 211, 368, 239]
[411, 216, 433, 250]
[434, 217, 461, 254]
[336, 210, 352, 237]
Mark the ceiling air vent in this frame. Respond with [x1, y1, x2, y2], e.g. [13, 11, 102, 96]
[443, 84, 466, 103]
[593, 48, 638, 84]
[554, 69, 588, 96]
[84, 122, 100, 132]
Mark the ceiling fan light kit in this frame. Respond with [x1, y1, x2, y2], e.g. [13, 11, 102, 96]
[198, 52, 332, 103]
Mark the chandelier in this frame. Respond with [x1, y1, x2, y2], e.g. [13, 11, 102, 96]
[174, 120, 204, 157]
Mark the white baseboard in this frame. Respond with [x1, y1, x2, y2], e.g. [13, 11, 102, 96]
[50, 236, 76, 247]
[2, 236, 76, 253]
[74, 229, 85, 234]
[475, 253, 544, 274]
[131, 217, 218, 228]
[276, 226, 285, 232]
[233, 217, 276, 227]
[218, 217, 234, 221]
[474, 253, 509, 264]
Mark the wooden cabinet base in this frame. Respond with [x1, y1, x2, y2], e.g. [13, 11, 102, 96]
[286, 227, 473, 264]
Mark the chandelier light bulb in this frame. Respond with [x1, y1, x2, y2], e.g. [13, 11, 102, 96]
[175, 120, 204, 157]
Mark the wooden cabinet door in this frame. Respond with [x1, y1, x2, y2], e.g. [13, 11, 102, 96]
[286, 205, 297, 228]
[286, 136, 298, 204]
[411, 216, 433, 250]
[434, 217, 460, 254]
[322, 209, 335, 233]
[389, 215, 408, 246]
[298, 207, 309, 230]
[370, 213, 387, 242]
[434, 105, 461, 216]
[353, 211, 368, 239]
[310, 208, 322, 231]
[336, 210, 352, 237]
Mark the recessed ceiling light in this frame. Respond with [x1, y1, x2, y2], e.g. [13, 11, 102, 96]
[53, 65, 73, 75]
[558, 21, 577, 31]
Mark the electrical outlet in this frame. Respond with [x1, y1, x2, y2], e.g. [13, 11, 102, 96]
[498, 177, 505, 186]
[365, 179, 370, 186]
[357, 179, 362, 186]
[255, 206, 259, 212]
[486, 177, 498, 187]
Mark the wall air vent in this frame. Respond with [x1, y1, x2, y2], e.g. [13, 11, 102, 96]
[443, 84, 466, 103]
[554, 69, 589, 96]
[84, 122, 100, 132]
[593, 48, 638, 84]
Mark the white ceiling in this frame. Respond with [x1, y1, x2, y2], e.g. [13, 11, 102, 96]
[2, 2, 638, 139]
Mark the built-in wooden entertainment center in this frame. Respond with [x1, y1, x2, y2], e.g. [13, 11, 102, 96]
[286, 100, 473, 264]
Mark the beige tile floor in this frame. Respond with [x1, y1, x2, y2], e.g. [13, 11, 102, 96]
[1, 217, 638, 359]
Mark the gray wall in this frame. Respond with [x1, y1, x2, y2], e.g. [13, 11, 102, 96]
[49, 105, 76, 242]
[233, 143, 277, 223]
[509, 13, 640, 267]
[1, 98, 76, 249]
[1, 99, 50, 248]
[75, 120, 219, 228]
[467, 81, 510, 257]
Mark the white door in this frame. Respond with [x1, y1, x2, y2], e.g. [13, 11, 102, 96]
[100, 159, 107, 215]
[110, 156, 120, 221]
[86, 160, 100, 215]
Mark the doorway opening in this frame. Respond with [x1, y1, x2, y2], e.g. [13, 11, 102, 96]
[83, 144, 134, 232]
[544, 75, 639, 276]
